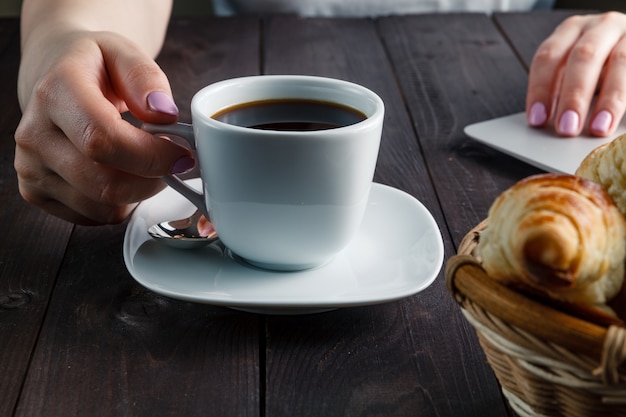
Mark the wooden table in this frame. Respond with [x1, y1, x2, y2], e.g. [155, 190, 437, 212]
[0, 11, 581, 417]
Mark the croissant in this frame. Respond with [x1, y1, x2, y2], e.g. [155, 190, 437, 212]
[576, 133, 626, 215]
[478, 173, 626, 311]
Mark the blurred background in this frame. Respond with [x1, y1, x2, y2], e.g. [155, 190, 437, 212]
[0, 0, 213, 17]
[0, 0, 623, 18]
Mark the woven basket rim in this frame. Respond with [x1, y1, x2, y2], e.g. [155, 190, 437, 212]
[446, 220, 626, 386]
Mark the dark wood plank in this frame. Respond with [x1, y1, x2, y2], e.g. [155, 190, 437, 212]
[0, 18, 76, 417]
[378, 13, 541, 247]
[0, 18, 19, 59]
[378, 12, 585, 417]
[14, 18, 263, 417]
[262, 16, 507, 417]
[5, 13, 579, 417]
[378, 13, 548, 417]
[263, 17, 438, 206]
[16, 226, 261, 417]
[494, 10, 581, 69]
[554, 0, 626, 11]
[158, 17, 261, 120]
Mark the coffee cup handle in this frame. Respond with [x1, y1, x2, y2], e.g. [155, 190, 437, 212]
[141, 122, 209, 219]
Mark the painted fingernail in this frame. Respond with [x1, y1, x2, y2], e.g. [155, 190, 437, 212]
[558, 110, 579, 136]
[591, 110, 612, 134]
[172, 156, 195, 174]
[528, 102, 547, 126]
[147, 91, 179, 116]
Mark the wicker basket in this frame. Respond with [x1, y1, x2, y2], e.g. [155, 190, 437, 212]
[446, 220, 626, 417]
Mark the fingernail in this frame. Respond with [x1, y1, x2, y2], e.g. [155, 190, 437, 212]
[558, 110, 579, 136]
[591, 110, 612, 134]
[172, 156, 195, 174]
[528, 102, 547, 126]
[147, 91, 179, 116]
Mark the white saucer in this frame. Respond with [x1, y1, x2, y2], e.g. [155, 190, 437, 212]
[123, 180, 444, 314]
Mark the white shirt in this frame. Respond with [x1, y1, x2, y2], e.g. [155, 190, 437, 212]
[213, 0, 542, 16]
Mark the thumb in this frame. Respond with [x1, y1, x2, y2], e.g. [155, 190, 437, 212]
[100, 34, 179, 124]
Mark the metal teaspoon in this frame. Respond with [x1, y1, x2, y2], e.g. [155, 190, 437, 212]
[148, 209, 219, 249]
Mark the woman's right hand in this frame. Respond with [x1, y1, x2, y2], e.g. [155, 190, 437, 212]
[15, 29, 195, 225]
[526, 12, 626, 137]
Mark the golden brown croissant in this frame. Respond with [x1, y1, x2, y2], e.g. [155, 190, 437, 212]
[576, 133, 626, 215]
[478, 173, 626, 312]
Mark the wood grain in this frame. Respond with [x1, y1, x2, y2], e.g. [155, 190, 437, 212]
[0, 18, 76, 417]
[158, 17, 262, 120]
[378, 13, 542, 248]
[0, 11, 593, 417]
[14, 18, 263, 417]
[494, 10, 579, 68]
[261, 16, 506, 417]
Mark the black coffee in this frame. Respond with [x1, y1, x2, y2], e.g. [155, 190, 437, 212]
[212, 99, 366, 131]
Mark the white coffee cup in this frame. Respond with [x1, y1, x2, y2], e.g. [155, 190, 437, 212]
[144, 75, 384, 271]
